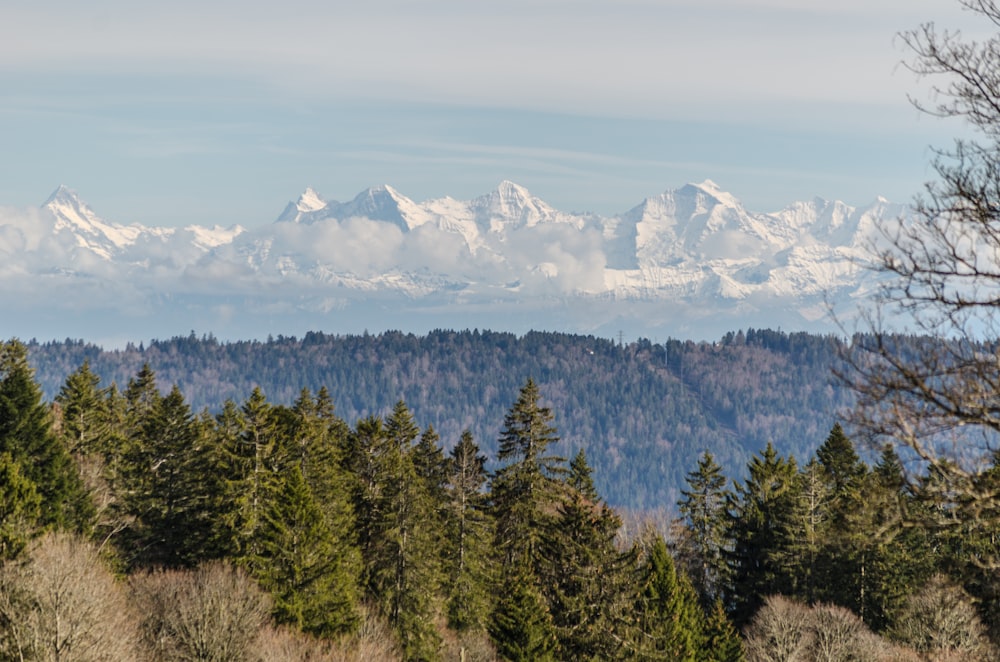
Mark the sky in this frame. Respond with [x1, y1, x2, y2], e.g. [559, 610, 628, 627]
[0, 0, 988, 229]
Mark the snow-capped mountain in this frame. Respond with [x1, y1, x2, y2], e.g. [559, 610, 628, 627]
[2, 181, 904, 344]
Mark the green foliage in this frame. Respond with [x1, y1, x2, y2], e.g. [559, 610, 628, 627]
[0, 340, 91, 533]
[489, 563, 558, 662]
[727, 442, 801, 626]
[631, 535, 703, 662]
[677, 451, 732, 607]
[443, 430, 492, 633]
[25, 329, 854, 510]
[0, 452, 41, 560]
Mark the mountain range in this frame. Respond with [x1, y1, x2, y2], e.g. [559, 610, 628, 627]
[0, 181, 905, 345]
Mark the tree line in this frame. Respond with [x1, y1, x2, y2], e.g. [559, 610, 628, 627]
[24, 328, 854, 510]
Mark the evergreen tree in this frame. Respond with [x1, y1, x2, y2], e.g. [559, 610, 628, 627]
[631, 534, 703, 662]
[489, 563, 558, 662]
[252, 464, 359, 637]
[491, 378, 566, 570]
[0, 340, 90, 532]
[542, 450, 630, 661]
[118, 385, 226, 569]
[677, 451, 733, 607]
[726, 442, 801, 626]
[0, 452, 41, 560]
[443, 429, 492, 633]
[347, 404, 442, 660]
[789, 458, 831, 604]
[53, 361, 109, 457]
[699, 598, 745, 662]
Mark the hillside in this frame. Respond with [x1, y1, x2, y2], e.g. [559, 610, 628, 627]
[25, 328, 852, 509]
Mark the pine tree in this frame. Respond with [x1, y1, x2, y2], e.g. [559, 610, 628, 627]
[0, 340, 91, 533]
[677, 451, 733, 607]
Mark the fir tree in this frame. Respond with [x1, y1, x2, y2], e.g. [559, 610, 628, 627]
[252, 464, 359, 637]
[491, 378, 566, 570]
[54, 361, 110, 457]
[699, 598, 745, 662]
[118, 385, 226, 569]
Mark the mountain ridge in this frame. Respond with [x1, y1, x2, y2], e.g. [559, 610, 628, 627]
[0, 180, 905, 344]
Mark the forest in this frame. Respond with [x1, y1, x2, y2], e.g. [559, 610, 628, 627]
[23, 328, 854, 509]
[0, 336, 997, 661]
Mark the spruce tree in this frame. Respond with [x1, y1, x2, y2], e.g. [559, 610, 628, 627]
[677, 451, 733, 607]
[0, 452, 41, 560]
[489, 563, 558, 662]
[491, 378, 566, 570]
[443, 430, 492, 633]
[118, 385, 226, 569]
[252, 464, 359, 637]
[489, 379, 565, 658]
[54, 361, 109, 457]
[0, 340, 90, 533]
[541, 449, 630, 661]
[699, 598, 745, 662]
[631, 534, 703, 662]
[346, 404, 442, 660]
[727, 442, 801, 626]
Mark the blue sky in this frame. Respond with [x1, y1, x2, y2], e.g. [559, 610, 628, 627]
[0, 0, 984, 228]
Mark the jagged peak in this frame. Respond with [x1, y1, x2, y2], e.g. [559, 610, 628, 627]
[44, 184, 84, 207]
[297, 187, 326, 211]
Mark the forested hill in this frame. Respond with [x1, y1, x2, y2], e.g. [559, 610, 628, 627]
[24, 328, 852, 509]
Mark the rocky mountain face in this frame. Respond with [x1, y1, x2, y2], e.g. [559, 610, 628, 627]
[3, 181, 904, 344]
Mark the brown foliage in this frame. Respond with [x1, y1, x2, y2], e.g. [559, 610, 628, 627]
[0, 532, 142, 661]
[129, 561, 271, 662]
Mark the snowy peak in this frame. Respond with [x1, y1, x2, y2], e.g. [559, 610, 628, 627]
[276, 187, 330, 223]
[43, 185, 144, 258]
[471, 180, 570, 232]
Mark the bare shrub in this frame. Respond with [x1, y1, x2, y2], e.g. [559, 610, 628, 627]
[326, 604, 401, 662]
[0, 531, 142, 661]
[744, 595, 812, 662]
[252, 625, 338, 661]
[891, 574, 997, 662]
[745, 595, 912, 662]
[130, 560, 271, 662]
[807, 602, 890, 662]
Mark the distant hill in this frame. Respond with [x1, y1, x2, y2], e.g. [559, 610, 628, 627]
[26, 328, 854, 509]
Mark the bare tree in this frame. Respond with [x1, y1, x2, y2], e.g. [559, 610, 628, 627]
[0, 532, 143, 662]
[891, 574, 997, 662]
[130, 561, 271, 662]
[841, 0, 1000, 564]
